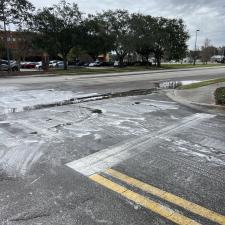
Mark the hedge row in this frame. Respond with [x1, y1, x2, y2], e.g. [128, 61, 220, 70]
[214, 87, 225, 105]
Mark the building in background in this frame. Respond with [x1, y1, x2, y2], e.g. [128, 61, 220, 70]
[210, 55, 225, 63]
[0, 31, 42, 61]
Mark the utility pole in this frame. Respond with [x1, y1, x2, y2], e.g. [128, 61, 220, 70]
[2, 1, 11, 72]
[193, 29, 200, 66]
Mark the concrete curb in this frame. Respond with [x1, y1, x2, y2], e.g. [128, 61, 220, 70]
[165, 89, 225, 116]
[0, 73, 57, 79]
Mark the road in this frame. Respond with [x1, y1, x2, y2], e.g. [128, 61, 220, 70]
[0, 67, 225, 225]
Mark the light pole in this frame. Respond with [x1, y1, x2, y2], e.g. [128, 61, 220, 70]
[2, 2, 11, 72]
[193, 29, 200, 65]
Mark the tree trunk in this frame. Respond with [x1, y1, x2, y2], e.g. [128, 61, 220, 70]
[63, 55, 68, 70]
[154, 49, 162, 67]
[154, 51, 161, 67]
[155, 55, 161, 67]
[116, 50, 127, 67]
[16, 58, 21, 72]
[157, 59, 161, 67]
[119, 56, 124, 67]
[89, 53, 98, 61]
[140, 54, 150, 66]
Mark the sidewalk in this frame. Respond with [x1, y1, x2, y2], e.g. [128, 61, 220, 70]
[166, 82, 225, 115]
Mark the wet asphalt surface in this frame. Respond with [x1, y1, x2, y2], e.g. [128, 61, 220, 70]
[0, 68, 225, 225]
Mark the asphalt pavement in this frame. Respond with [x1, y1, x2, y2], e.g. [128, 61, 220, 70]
[0, 67, 225, 225]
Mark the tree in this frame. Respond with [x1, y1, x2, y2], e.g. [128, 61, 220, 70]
[188, 50, 201, 63]
[165, 18, 189, 62]
[130, 14, 155, 64]
[0, 0, 34, 26]
[81, 15, 114, 61]
[12, 31, 35, 65]
[0, 0, 34, 68]
[67, 47, 85, 62]
[200, 39, 215, 64]
[32, 0, 82, 70]
[0, 37, 6, 58]
[97, 10, 132, 66]
[151, 17, 189, 67]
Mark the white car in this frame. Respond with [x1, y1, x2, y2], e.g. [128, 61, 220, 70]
[50, 60, 58, 68]
[114, 61, 119, 67]
[35, 62, 42, 70]
[55, 61, 64, 69]
[89, 61, 101, 67]
[89, 62, 96, 67]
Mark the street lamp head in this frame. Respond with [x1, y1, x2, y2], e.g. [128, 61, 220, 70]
[196, 29, 200, 32]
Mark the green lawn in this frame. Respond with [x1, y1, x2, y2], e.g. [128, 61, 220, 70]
[54, 66, 160, 75]
[54, 63, 224, 75]
[162, 63, 225, 69]
[179, 77, 225, 90]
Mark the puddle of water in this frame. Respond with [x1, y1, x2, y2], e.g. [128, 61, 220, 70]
[91, 109, 103, 114]
[158, 80, 200, 89]
[109, 89, 154, 98]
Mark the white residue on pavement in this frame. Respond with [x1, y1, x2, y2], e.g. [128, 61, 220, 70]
[0, 87, 98, 114]
[0, 140, 44, 176]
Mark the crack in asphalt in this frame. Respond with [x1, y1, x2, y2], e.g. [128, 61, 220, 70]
[9, 210, 50, 221]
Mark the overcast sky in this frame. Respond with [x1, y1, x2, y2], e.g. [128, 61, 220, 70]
[30, 0, 225, 49]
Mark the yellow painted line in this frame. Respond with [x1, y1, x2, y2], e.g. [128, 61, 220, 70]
[106, 169, 225, 225]
[90, 174, 201, 225]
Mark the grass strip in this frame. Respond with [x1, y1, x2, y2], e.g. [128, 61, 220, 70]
[179, 77, 225, 90]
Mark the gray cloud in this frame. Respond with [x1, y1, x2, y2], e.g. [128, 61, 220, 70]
[31, 0, 225, 49]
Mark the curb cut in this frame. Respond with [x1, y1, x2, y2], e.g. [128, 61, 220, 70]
[165, 89, 225, 117]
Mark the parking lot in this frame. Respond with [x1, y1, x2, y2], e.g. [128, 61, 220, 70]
[0, 68, 225, 224]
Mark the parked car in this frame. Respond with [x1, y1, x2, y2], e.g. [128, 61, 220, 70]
[49, 60, 59, 68]
[100, 61, 114, 67]
[83, 62, 90, 67]
[113, 61, 128, 67]
[55, 61, 64, 69]
[95, 62, 104, 67]
[0, 60, 19, 71]
[35, 61, 65, 70]
[114, 61, 119, 67]
[89, 62, 96, 67]
[88, 61, 103, 67]
[20, 62, 36, 69]
[35, 62, 42, 70]
[76, 61, 84, 66]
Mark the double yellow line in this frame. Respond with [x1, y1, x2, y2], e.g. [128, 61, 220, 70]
[90, 169, 225, 225]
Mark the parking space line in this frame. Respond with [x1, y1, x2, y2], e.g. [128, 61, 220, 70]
[106, 169, 225, 225]
[90, 174, 201, 225]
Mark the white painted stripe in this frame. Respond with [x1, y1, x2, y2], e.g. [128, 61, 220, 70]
[66, 113, 215, 176]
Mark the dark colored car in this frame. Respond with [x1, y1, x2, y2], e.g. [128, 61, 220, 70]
[100, 61, 114, 67]
[20, 62, 36, 69]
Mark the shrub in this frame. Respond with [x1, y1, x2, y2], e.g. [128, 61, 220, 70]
[214, 87, 225, 105]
